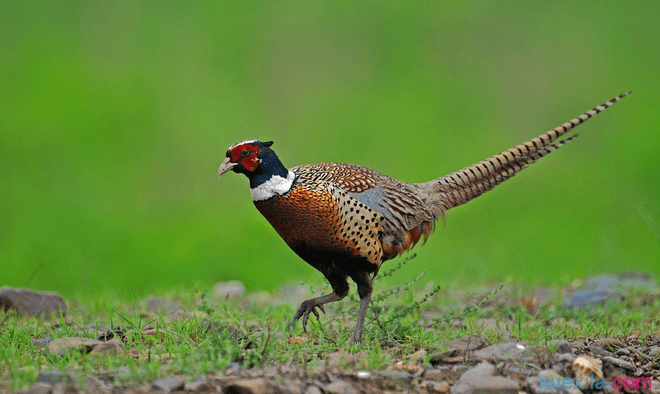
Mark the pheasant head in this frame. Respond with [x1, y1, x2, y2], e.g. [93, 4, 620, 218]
[218, 139, 294, 201]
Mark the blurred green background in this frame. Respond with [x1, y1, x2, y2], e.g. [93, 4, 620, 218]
[1, 2, 659, 298]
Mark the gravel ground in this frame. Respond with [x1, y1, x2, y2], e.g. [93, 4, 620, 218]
[5, 273, 660, 394]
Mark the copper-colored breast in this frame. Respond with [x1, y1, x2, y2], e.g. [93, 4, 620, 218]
[254, 183, 384, 268]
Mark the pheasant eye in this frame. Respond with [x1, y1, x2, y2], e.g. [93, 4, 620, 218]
[241, 148, 249, 156]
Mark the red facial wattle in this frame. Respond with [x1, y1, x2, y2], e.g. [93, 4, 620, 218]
[230, 143, 260, 172]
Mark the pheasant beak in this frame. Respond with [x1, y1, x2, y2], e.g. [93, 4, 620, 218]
[218, 157, 238, 177]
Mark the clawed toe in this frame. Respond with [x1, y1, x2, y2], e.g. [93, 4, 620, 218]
[289, 299, 326, 333]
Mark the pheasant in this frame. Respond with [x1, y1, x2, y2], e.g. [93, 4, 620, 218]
[217, 92, 630, 344]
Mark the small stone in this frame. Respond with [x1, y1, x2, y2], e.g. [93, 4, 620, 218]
[458, 361, 496, 380]
[152, 375, 186, 392]
[424, 380, 450, 392]
[90, 338, 125, 356]
[448, 335, 488, 354]
[596, 337, 626, 350]
[21, 383, 53, 394]
[472, 342, 528, 363]
[616, 348, 631, 356]
[380, 370, 414, 384]
[225, 378, 273, 394]
[184, 377, 212, 392]
[35, 371, 74, 385]
[356, 371, 371, 379]
[648, 346, 660, 357]
[502, 363, 534, 376]
[588, 345, 615, 358]
[562, 288, 624, 309]
[83, 376, 113, 393]
[451, 376, 519, 394]
[602, 356, 636, 371]
[549, 340, 573, 355]
[224, 362, 243, 376]
[213, 281, 246, 298]
[572, 355, 603, 380]
[554, 353, 576, 364]
[0, 287, 67, 318]
[584, 274, 620, 290]
[616, 271, 659, 291]
[46, 337, 103, 357]
[408, 349, 427, 364]
[425, 367, 454, 381]
[304, 386, 323, 394]
[324, 380, 357, 394]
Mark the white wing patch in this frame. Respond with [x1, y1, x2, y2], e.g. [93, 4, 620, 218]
[250, 170, 296, 201]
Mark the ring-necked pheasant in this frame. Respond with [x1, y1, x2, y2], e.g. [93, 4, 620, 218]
[217, 92, 630, 344]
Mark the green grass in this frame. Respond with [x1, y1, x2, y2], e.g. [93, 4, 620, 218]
[2, 266, 659, 392]
[1, 1, 659, 298]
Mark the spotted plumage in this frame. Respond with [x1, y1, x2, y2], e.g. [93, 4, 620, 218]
[217, 92, 630, 344]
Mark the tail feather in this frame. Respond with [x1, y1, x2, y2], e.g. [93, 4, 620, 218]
[431, 92, 631, 211]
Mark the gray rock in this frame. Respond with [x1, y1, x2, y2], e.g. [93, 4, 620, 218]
[457, 361, 496, 381]
[152, 375, 186, 392]
[184, 377, 213, 392]
[224, 363, 243, 376]
[554, 353, 577, 364]
[594, 272, 659, 292]
[549, 339, 573, 355]
[304, 386, 323, 394]
[648, 346, 660, 357]
[89, 338, 125, 356]
[472, 342, 529, 362]
[503, 363, 534, 376]
[213, 281, 246, 298]
[83, 376, 114, 393]
[596, 337, 625, 350]
[584, 274, 620, 290]
[588, 345, 615, 358]
[424, 380, 450, 392]
[46, 337, 103, 357]
[20, 383, 53, 394]
[451, 376, 519, 394]
[562, 288, 624, 309]
[564, 272, 657, 309]
[0, 287, 67, 318]
[379, 370, 414, 384]
[602, 356, 636, 371]
[280, 381, 304, 394]
[324, 380, 357, 394]
[35, 371, 74, 385]
[225, 378, 274, 394]
[424, 366, 453, 381]
[448, 334, 488, 354]
[616, 348, 631, 356]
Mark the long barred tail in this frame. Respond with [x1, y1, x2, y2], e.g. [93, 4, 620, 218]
[431, 92, 631, 211]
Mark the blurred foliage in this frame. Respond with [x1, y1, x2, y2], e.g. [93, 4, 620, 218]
[1, 1, 658, 297]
